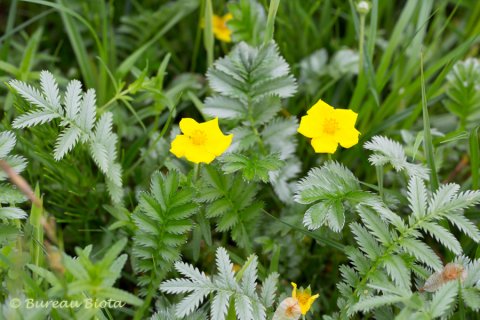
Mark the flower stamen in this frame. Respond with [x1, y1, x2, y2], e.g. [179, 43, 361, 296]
[189, 129, 207, 145]
[322, 118, 338, 135]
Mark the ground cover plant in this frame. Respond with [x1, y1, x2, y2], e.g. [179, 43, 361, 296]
[1, 0, 480, 319]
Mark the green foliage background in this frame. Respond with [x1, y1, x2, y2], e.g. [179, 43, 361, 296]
[1, 0, 480, 319]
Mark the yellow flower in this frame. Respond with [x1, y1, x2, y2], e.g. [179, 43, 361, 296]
[291, 282, 319, 315]
[298, 99, 360, 154]
[170, 118, 233, 164]
[213, 13, 233, 42]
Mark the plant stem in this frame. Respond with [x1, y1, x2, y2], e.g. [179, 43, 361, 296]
[358, 12, 366, 77]
[204, 0, 214, 67]
[469, 127, 479, 190]
[420, 52, 439, 191]
[264, 0, 281, 45]
[376, 165, 384, 199]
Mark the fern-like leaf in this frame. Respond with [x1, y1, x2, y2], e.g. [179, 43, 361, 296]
[132, 171, 198, 293]
[160, 247, 276, 320]
[364, 135, 429, 179]
[295, 161, 368, 232]
[198, 166, 263, 249]
[9, 71, 123, 203]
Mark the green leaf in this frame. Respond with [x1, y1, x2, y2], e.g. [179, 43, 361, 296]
[221, 153, 283, 183]
[383, 255, 411, 290]
[132, 171, 198, 291]
[399, 238, 442, 271]
[463, 288, 480, 311]
[227, 0, 266, 46]
[429, 281, 458, 318]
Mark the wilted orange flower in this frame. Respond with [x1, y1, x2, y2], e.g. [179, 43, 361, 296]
[170, 118, 233, 164]
[420, 262, 467, 292]
[298, 99, 360, 153]
[213, 13, 233, 42]
[272, 297, 301, 320]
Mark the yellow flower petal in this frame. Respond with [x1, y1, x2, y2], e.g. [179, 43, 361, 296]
[209, 134, 233, 156]
[184, 146, 216, 164]
[290, 283, 319, 315]
[201, 117, 222, 134]
[311, 136, 338, 154]
[298, 294, 319, 315]
[170, 117, 233, 164]
[170, 135, 189, 158]
[307, 99, 334, 116]
[337, 127, 360, 148]
[297, 114, 320, 138]
[179, 118, 199, 135]
[298, 99, 360, 153]
[213, 13, 233, 42]
[334, 109, 358, 129]
[200, 118, 233, 155]
[291, 282, 297, 299]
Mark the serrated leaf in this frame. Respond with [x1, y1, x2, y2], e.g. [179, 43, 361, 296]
[77, 89, 97, 133]
[400, 238, 442, 271]
[383, 255, 411, 290]
[445, 212, 480, 242]
[12, 110, 59, 128]
[408, 176, 427, 219]
[54, 127, 81, 160]
[353, 294, 406, 313]
[429, 281, 458, 318]
[89, 141, 109, 174]
[421, 222, 462, 255]
[0, 207, 27, 219]
[64, 79, 82, 119]
[0, 131, 16, 158]
[40, 70, 61, 111]
[463, 288, 480, 311]
[204, 96, 246, 120]
[9, 80, 49, 110]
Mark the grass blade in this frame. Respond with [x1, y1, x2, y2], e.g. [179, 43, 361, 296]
[421, 52, 439, 191]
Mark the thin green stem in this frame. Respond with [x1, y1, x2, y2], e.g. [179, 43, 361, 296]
[420, 52, 439, 191]
[264, 0, 281, 45]
[358, 13, 366, 77]
[469, 127, 479, 190]
[376, 165, 384, 199]
[204, 0, 214, 67]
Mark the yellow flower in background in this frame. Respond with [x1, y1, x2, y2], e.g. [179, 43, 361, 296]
[298, 99, 360, 154]
[213, 13, 233, 42]
[170, 118, 233, 164]
[291, 282, 319, 315]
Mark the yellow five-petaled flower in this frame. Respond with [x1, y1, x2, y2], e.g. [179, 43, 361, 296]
[298, 99, 360, 154]
[170, 117, 233, 164]
[213, 13, 233, 42]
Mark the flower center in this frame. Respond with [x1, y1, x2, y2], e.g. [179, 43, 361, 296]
[189, 129, 207, 145]
[297, 292, 310, 306]
[285, 304, 297, 317]
[322, 118, 338, 135]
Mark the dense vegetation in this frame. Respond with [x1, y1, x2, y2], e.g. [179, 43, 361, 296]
[1, 0, 480, 319]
